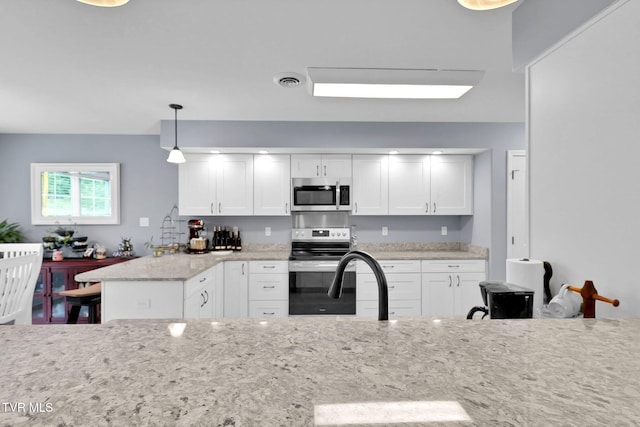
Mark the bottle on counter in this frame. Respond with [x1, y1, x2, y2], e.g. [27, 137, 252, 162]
[214, 226, 222, 251]
[235, 230, 242, 251]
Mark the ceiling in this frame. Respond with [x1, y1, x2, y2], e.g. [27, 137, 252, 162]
[0, 0, 525, 135]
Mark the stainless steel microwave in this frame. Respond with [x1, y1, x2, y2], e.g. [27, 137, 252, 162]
[291, 178, 352, 211]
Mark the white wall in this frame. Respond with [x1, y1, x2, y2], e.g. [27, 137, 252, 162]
[528, 0, 638, 317]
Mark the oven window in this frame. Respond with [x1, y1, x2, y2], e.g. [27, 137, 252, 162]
[289, 271, 355, 315]
[294, 186, 336, 206]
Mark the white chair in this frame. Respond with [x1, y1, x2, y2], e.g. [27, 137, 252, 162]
[0, 244, 44, 325]
[0, 243, 44, 259]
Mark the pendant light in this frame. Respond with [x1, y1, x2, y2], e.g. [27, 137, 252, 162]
[457, 0, 520, 11]
[76, 0, 130, 7]
[167, 104, 186, 164]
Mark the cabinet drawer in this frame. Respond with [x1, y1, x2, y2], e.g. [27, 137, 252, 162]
[357, 273, 421, 301]
[249, 273, 289, 300]
[356, 259, 420, 274]
[421, 260, 485, 273]
[356, 300, 421, 317]
[249, 261, 288, 274]
[248, 301, 288, 318]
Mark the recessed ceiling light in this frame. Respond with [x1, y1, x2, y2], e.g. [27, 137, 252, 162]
[432, 150, 443, 155]
[210, 150, 220, 154]
[458, 0, 520, 11]
[258, 150, 269, 155]
[307, 68, 484, 99]
[76, 0, 129, 7]
[389, 150, 399, 155]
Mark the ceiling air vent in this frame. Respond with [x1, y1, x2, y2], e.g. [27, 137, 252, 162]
[273, 72, 305, 88]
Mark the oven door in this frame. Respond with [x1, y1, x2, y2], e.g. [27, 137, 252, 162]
[288, 261, 356, 315]
[291, 178, 351, 211]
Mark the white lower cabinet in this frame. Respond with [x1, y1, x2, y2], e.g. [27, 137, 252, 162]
[356, 260, 422, 317]
[223, 261, 249, 318]
[102, 281, 184, 323]
[421, 260, 486, 317]
[248, 261, 289, 318]
[184, 264, 223, 319]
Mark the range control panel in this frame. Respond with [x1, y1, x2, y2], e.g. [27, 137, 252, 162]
[292, 228, 350, 241]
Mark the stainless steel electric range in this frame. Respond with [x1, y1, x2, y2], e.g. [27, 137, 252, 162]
[288, 226, 355, 315]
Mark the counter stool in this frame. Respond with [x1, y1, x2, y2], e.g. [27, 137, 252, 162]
[59, 283, 102, 324]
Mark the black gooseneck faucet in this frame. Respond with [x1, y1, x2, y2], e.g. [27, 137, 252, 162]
[328, 250, 389, 321]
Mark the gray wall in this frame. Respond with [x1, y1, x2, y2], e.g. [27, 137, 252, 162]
[1, 121, 524, 279]
[512, 0, 618, 70]
[528, 0, 636, 316]
[0, 134, 177, 255]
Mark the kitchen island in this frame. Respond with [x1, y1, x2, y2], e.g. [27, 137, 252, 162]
[1, 316, 639, 426]
[74, 242, 489, 322]
[74, 242, 487, 283]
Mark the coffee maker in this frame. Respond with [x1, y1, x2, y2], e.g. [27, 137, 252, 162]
[188, 219, 208, 252]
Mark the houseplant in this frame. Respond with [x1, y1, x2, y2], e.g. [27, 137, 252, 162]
[0, 219, 25, 243]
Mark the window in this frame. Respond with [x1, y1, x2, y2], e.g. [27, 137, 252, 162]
[31, 163, 120, 225]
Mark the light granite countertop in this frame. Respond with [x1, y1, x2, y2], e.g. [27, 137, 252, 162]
[75, 242, 487, 282]
[1, 316, 639, 426]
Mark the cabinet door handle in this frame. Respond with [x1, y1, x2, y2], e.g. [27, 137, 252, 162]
[382, 265, 395, 269]
[456, 275, 460, 287]
[324, 165, 327, 176]
[285, 203, 288, 214]
[219, 202, 222, 214]
[199, 277, 207, 283]
[388, 285, 396, 289]
[263, 312, 275, 316]
[355, 202, 358, 214]
[316, 165, 320, 176]
[263, 265, 276, 269]
[210, 203, 214, 214]
[263, 285, 276, 289]
[200, 292, 205, 308]
[425, 202, 429, 213]
[242, 263, 245, 275]
[433, 202, 436, 214]
[449, 275, 452, 287]
[204, 290, 209, 304]
[448, 265, 460, 269]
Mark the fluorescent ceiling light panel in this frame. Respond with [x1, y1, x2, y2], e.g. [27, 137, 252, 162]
[307, 68, 484, 99]
[314, 401, 472, 425]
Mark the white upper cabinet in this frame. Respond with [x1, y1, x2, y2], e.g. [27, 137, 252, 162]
[352, 155, 389, 215]
[179, 155, 217, 216]
[388, 154, 473, 216]
[388, 155, 431, 215]
[179, 154, 253, 216]
[291, 154, 352, 178]
[217, 154, 254, 215]
[431, 155, 473, 215]
[253, 154, 291, 216]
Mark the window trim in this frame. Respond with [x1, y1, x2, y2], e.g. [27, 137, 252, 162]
[30, 163, 120, 225]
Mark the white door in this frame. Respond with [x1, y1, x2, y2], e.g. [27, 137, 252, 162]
[431, 155, 473, 215]
[178, 155, 216, 216]
[322, 154, 352, 177]
[388, 155, 430, 215]
[291, 154, 321, 178]
[454, 272, 486, 316]
[421, 273, 454, 316]
[507, 150, 528, 259]
[352, 155, 389, 215]
[223, 261, 249, 318]
[253, 154, 291, 216]
[217, 155, 254, 215]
